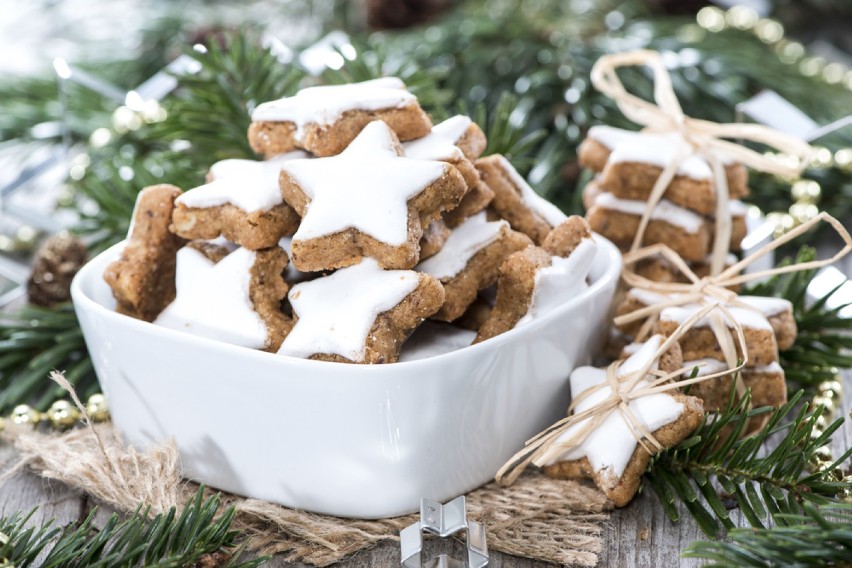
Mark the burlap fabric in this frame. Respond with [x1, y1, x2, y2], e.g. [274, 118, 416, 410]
[2, 421, 611, 567]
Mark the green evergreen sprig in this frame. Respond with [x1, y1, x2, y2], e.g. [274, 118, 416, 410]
[683, 503, 852, 567]
[646, 390, 852, 538]
[745, 246, 852, 389]
[0, 303, 94, 414]
[0, 487, 266, 567]
[148, 30, 307, 167]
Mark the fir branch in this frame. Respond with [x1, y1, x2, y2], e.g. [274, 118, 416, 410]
[0, 487, 266, 567]
[148, 29, 307, 168]
[0, 303, 94, 414]
[647, 390, 852, 537]
[744, 246, 852, 389]
[683, 503, 852, 567]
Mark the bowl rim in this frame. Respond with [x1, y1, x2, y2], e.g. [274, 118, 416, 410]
[71, 234, 621, 376]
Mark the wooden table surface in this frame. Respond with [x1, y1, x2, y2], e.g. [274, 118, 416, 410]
[1, 248, 850, 567]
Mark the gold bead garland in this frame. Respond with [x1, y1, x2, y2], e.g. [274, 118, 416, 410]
[806, 372, 850, 500]
[696, 6, 852, 238]
[2, 393, 109, 432]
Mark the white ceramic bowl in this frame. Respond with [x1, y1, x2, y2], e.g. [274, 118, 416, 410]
[71, 235, 621, 518]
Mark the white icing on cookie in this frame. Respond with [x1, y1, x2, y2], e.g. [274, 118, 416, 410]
[593, 192, 704, 234]
[251, 77, 416, 140]
[498, 156, 567, 227]
[682, 358, 728, 377]
[660, 303, 773, 330]
[682, 358, 783, 377]
[179, 152, 306, 213]
[154, 247, 267, 349]
[278, 258, 420, 361]
[738, 295, 793, 317]
[283, 121, 446, 246]
[399, 321, 476, 362]
[402, 115, 471, 161]
[728, 200, 747, 216]
[545, 335, 686, 481]
[278, 237, 310, 284]
[416, 212, 507, 280]
[589, 125, 733, 180]
[517, 238, 597, 325]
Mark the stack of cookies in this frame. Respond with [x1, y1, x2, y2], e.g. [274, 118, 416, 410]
[573, 123, 791, 417]
[104, 78, 598, 364]
[579, 125, 750, 280]
[614, 289, 795, 414]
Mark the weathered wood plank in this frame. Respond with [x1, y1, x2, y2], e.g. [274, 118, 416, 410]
[0, 445, 84, 528]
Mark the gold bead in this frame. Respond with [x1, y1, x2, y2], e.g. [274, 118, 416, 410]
[727, 5, 758, 29]
[767, 211, 795, 238]
[813, 446, 833, 463]
[818, 379, 843, 395]
[800, 56, 826, 77]
[85, 394, 110, 423]
[791, 179, 821, 202]
[836, 149, 852, 169]
[823, 62, 847, 85]
[11, 404, 40, 427]
[814, 414, 829, 431]
[788, 202, 819, 225]
[696, 6, 725, 32]
[755, 19, 784, 43]
[809, 148, 833, 169]
[48, 400, 80, 429]
[813, 395, 837, 414]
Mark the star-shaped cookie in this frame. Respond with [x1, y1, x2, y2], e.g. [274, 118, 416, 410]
[280, 120, 467, 271]
[172, 152, 305, 250]
[543, 335, 704, 506]
[278, 257, 444, 363]
[154, 245, 291, 351]
[249, 77, 432, 157]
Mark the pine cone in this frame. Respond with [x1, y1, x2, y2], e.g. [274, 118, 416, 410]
[27, 232, 88, 307]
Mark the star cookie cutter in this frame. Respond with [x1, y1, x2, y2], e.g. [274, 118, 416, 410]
[400, 496, 488, 568]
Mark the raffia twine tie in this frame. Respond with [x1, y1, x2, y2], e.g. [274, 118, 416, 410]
[497, 213, 851, 486]
[616, 212, 851, 401]
[496, 302, 748, 486]
[591, 49, 815, 275]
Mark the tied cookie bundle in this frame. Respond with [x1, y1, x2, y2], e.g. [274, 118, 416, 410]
[579, 50, 813, 278]
[104, 78, 599, 364]
[495, 50, 852, 507]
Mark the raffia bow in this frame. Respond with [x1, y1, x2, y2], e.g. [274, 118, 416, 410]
[497, 212, 851, 487]
[496, 302, 748, 486]
[591, 50, 815, 275]
[616, 212, 852, 340]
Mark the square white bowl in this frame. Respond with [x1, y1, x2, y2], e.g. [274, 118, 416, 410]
[71, 235, 621, 518]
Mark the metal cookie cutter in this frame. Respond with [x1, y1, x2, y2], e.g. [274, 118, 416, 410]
[400, 496, 488, 568]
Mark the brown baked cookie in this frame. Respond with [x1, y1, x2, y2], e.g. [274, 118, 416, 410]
[542, 335, 704, 507]
[475, 155, 567, 245]
[403, 115, 487, 188]
[585, 186, 711, 261]
[154, 244, 292, 352]
[578, 125, 749, 215]
[443, 182, 495, 228]
[279, 121, 466, 271]
[631, 253, 740, 291]
[656, 304, 780, 367]
[171, 154, 303, 250]
[419, 219, 451, 260]
[475, 216, 596, 343]
[416, 212, 533, 322]
[104, 184, 186, 321]
[454, 295, 494, 331]
[248, 77, 432, 157]
[681, 359, 788, 412]
[278, 258, 444, 364]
